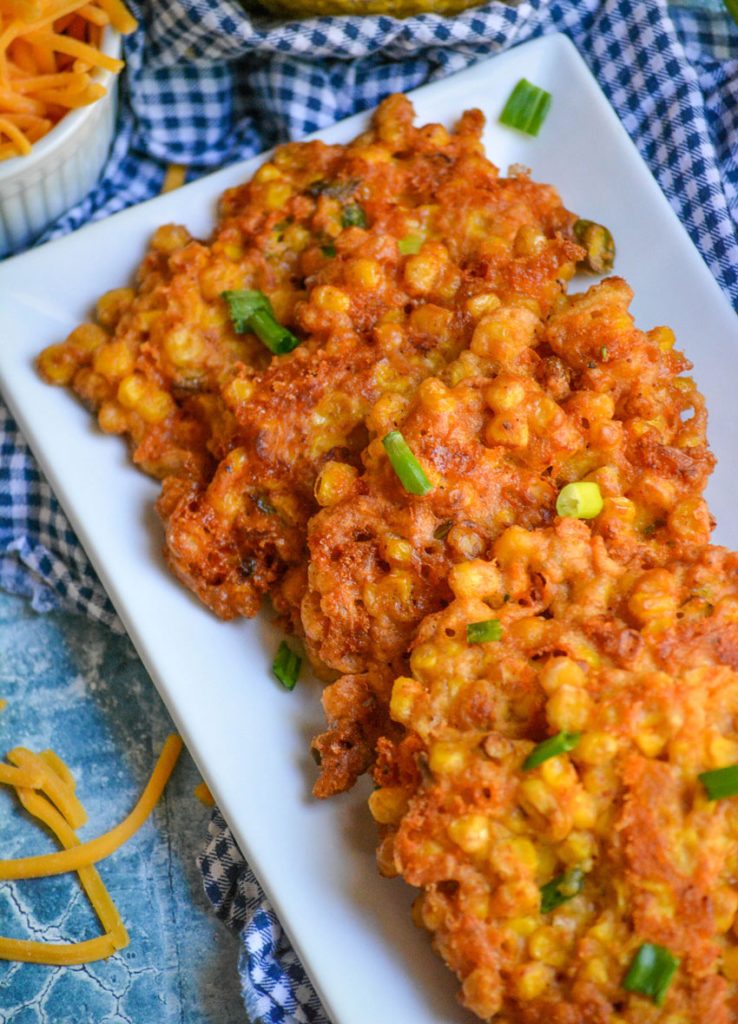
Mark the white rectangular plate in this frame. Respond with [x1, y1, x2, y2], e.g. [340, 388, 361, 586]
[2, 33, 738, 1024]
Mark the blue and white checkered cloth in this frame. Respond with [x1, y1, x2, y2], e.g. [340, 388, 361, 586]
[1, 1, 737, 1020]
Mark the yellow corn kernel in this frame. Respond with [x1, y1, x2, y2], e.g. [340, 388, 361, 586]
[546, 685, 593, 733]
[151, 223, 190, 254]
[72, 368, 108, 407]
[519, 779, 557, 817]
[715, 887, 738, 933]
[404, 248, 446, 296]
[429, 741, 467, 775]
[466, 292, 501, 319]
[345, 257, 382, 290]
[462, 966, 503, 1019]
[368, 786, 409, 825]
[117, 372, 147, 409]
[628, 568, 678, 628]
[539, 657, 586, 695]
[264, 182, 293, 210]
[494, 525, 537, 567]
[385, 536, 413, 566]
[38, 343, 77, 385]
[448, 559, 502, 602]
[540, 756, 577, 790]
[253, 162, 282, 183]
[582, 957, 609, 986]
[409, 643, 437, 676]
[513, 224, 547, 258]
[311, 285, 351, 313]
[468, 892, 490, 921]
[710, 736, 738, 769]
[508, 916, 537, 937]
[376, 833, 398, 878]
[722, 946, 738, 981]
[447, 814, 491, 855]
[314, 461, 358, 507]
[635, 730, 667, 758]
[390, 677, 419, 726]
[668, 497, 711, 546]
[470, 306, 538, 364]
[576, 732, 618, 766]
[570, 789, 598, 829]
[484, 378, 526, 412]
[210, 488, 243, 521]
[559, 830, 596, 868]
[137, 388, 175, 425]
[223, 243, 243, 262]
[67, 322, 108, 359]
[409, 303, 453, 337]
[93, 340, 135, 380]
[649, 325, 676, 352]
[223, 376, 255, 408]
[97, 400, 128, 435]
[96, 287, 135, 329]
[516, 962, 552, 1000]
[529, 926, 568, 967]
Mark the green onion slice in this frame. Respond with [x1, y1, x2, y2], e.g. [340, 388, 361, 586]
[341, 204, 367, 229]
[556, 481, 604, 520]
[573, 219, 616, 274]
[622, 943, 680, 1006]
[523, 731, 581, 772]
[223, 290, 300, 355]
[321, 244, 337, 258]
[499, 78, 552, 137]
[273, 641, 301, 691]
[382, 430, 433, 496]
[698, 763, 738, 800]
[467, 619, 503, 645]
[398, 234, 423, 255]
[433, 520, 453, 541]
[724, 0, 738, 27]
[540, 867, 584, 913]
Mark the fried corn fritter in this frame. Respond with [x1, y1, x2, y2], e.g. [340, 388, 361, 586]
[369, 520, 738, 1023]
[306, 277, 713, 795]
[158, 98, 584, 620]
[39, 94, 583, 621]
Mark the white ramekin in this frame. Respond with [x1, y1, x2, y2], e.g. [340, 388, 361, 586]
[0, 26, 121, 258]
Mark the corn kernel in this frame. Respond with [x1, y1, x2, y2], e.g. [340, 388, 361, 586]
[151, 223, 190, 254]
[96, 287, 135, 329]
[137, 387, 175, 424]
[390, 677, 418, 725]
[37, 343, 76, 385]
[67, 322, 108, 359]
[470, 306, 538, 364]
[582, 957, 609, 985]
[368, 786, 409, 825]
[93, 340, 135, 380]
[576, 732, 617, 765]
[715, 887, 738, 933]
[311, 285, 351, 313]
[429, 741, 467, 775]
[97, 400, 128, 435]
[264, 182, 293, 210]
[345, 257, 382, 290]
[546, 685, 593, 733]
[253, 162, 282, 183]
[722, 946, 738, 981]
[447, 814, 491, 854]
[117, 372, 147, 409]
[224, 376, 255, 408]
[385, 536, 414, 566]
[529, 926, 568, 967]
[466, 292, 501, 319]
[570, 789, 598, 829]
[516, 962, 552, 1000]
[540, 657, 586, 695]
[448, 559, 502, 601]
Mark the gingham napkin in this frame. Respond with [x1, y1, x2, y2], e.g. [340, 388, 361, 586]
[1, 1, 737, 1021]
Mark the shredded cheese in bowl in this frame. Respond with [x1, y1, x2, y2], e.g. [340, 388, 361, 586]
[0, 0, 137, 160]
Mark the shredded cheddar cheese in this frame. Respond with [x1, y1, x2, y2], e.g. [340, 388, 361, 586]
[0, 0, 137, 159]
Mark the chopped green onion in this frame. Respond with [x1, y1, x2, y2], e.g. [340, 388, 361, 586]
[273, 641, 301, 691]
[540, 868, 584, 913]
[321, 244, 337, 258]
[341, 204, 367, 229]
[382, 430, 433, 496]
[523, 731, 581, 771]
[499, 78, 552, 137]
[556, 481, 603, 520]
[398, 234, 423, 255]
[433, 520, 453, 541]
[724, 0, 738, 27]
[223, 290, 300, 355]
[623, 943, 680, 1006]
[573, 219, 616, 274]
[698, 764, 738, 800]
[601, 346, 609, 362]
[467, 619, 503, 645]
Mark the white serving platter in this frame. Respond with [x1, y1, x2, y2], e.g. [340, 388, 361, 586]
[2, 33, 738, 1024]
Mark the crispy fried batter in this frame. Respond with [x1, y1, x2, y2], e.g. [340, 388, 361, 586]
[306, 278, 713, 795]
[371, 523, 738, 1022]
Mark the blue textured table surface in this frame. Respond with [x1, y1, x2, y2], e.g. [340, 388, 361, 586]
[0, 592, 244, 1024]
